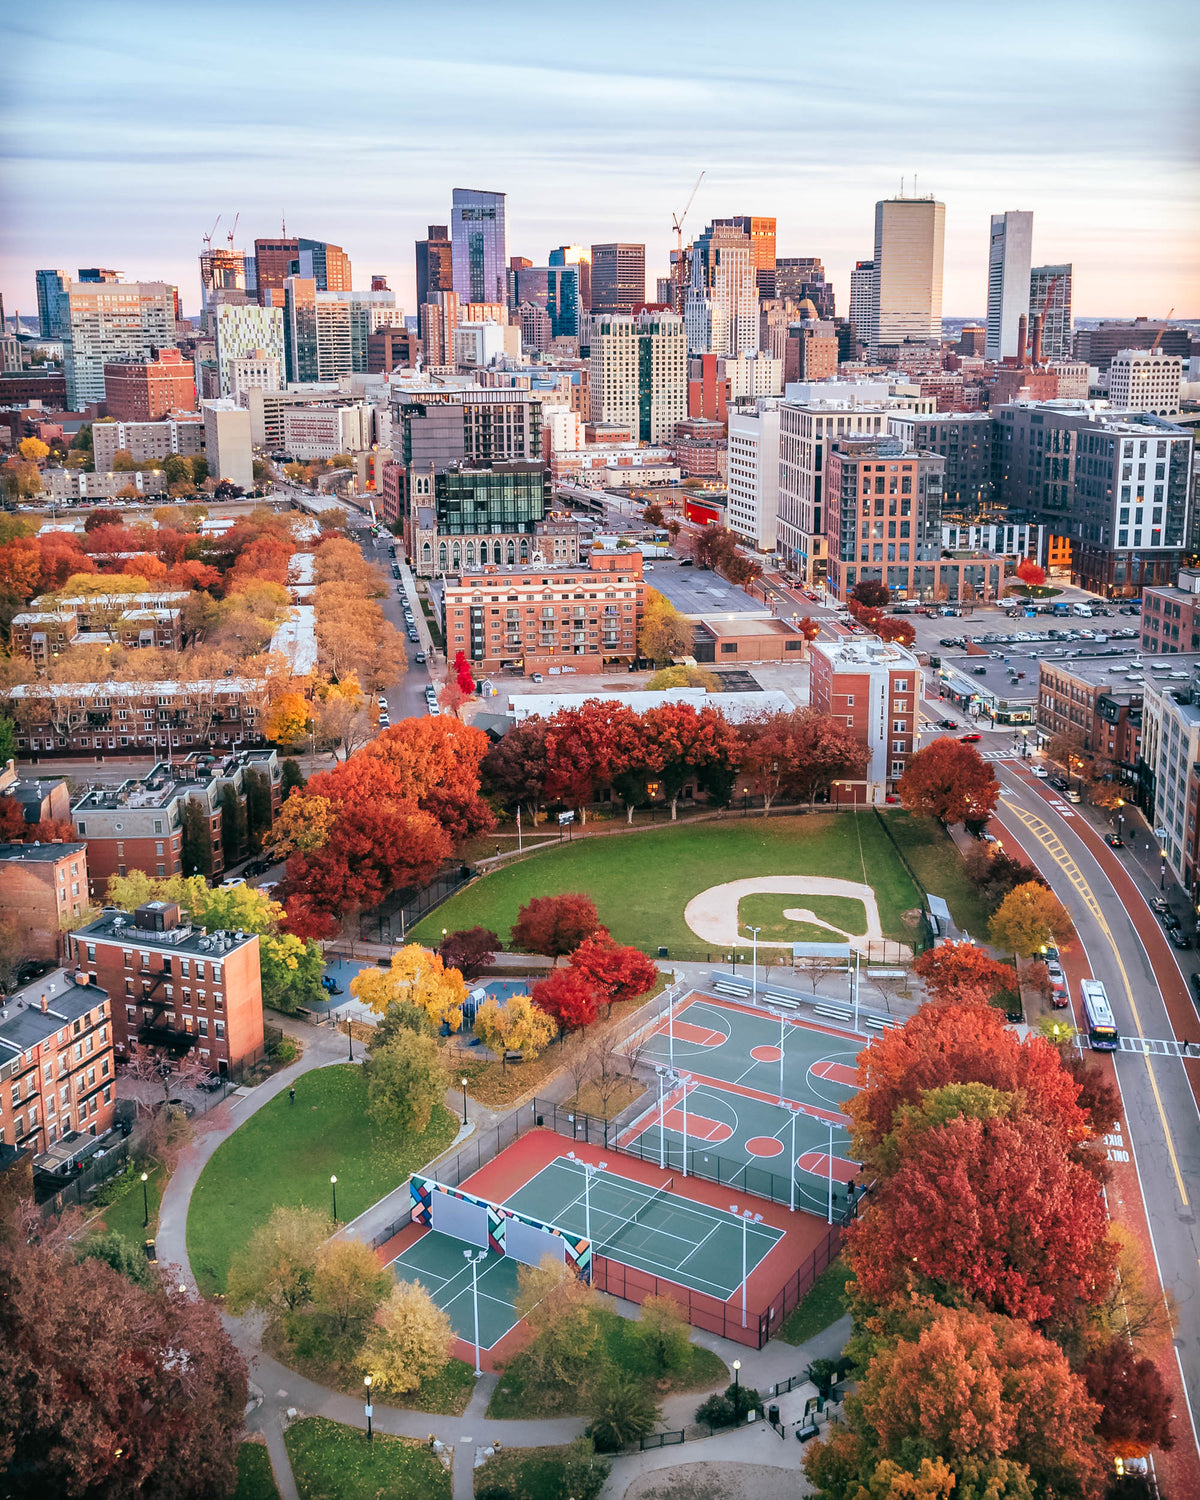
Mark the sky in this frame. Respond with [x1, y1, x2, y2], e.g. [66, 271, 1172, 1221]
[2, 0, 1197, 324]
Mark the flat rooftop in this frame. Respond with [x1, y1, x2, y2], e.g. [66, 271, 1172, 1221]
[0, 841, 85, 863]
[73, 905, 258, 957]
[700, 617, 800, 639]
[0, 970, 109, 1061]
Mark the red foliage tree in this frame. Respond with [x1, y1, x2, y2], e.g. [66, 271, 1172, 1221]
[913, 941, 1014, 1006]
[876, 615, 917, 648]
[897, 737, 1000, 825]
[850, 579, 891, 609]
[542, 701, 639, 817]
[0, 800, 75, 844]
[452, 650, 475, 695]
[439, 927, 500, 980]
[739, 708, 869, 812]
[166, 559, 222, 591]
[1015, 557, 1047, 589]
[35, 533, 95, 588]
[366, 716, 495, 843]
[641, 702, 743, 817]
[83, 506, 123, 533]
[481, 716, 550, 817]
[0, 537, 45, 598]
[511, 894, 601, 958]
[531, 967, 602, 1031]
[847, 1112, 1115, 1324]
[1061, 1053, 1123, 1136]
[1081, 1339, 1176, 1459]
[568, 935, 659, 1014]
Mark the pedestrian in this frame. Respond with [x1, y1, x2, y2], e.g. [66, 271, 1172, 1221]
[289, 1086, 295, 1106]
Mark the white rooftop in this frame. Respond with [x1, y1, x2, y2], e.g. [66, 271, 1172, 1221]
[504, 686, 793, 722]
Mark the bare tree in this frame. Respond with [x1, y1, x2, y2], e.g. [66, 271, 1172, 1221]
[795, 953, 843, 995]
[869, 969, 910, 1015]
[621, 1028, 653, 1082]
[561, 1033, 596, 1100]
[591, 1032, 624, 1117]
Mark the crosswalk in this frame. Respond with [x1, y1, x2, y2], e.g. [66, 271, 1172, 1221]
[1117, 1035, 1196, 1059]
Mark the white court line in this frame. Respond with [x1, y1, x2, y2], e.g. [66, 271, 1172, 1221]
[669, 1218, 727, 1276]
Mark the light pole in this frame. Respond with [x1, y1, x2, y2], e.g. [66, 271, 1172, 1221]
[567, 1152, 608, 1255]
[827, 1121, 835, 1225]
[770, 1009, 787, 1101]
[732, 1358, 741, 1399]
[460, 1075, 469, 1125]
[363, 1375, 373, 1442]
[668, 989, 675, 1070]
[783, 1102, 800, 1213]
[729, 1204, 764, 1328]
[347, 1014, 354, 1063]
[464, 1249, 486, 1376]
[141, 1170, 149, 1228]
[749, 926, 761, 1001]
[330, 1174, 338, 1223]
[656, 1066, 668, 1170]
[680, 1073, 692, 1177]
[1161, 850, 1168, 891]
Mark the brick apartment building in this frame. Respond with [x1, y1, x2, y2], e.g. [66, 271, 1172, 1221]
[9, 605, 182, 664]
[102, 348, 197, 421]
[0, 763, 71, 826]
[809, 637, 923, 802]
[70, 900, 264, 1076]
[0, 842, 90, 966]
[1036, 658, 1143, 775]
[434, 549, 646, 676]
[1141, 569, 1200, 655]
[0, 971, 115, 1154]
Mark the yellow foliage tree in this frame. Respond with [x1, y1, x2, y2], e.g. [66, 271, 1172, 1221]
[988, 881, 1074, 959]
[360, 1280, 454, 1396]
[266, 793, 337, 858]
[18, 437, 50, 464]
[264, 690, 311, 745]
[514, 1255, 603, 1399]
[474, 993, 557, 1061]
[350, 943, 467, 1030]
[637, 590, 693, 665]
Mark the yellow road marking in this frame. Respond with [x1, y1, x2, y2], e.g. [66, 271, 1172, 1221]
[1001, 798, 1190, 1206]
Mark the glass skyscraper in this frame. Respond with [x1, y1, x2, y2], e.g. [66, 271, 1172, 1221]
[451, 189, 507, 305]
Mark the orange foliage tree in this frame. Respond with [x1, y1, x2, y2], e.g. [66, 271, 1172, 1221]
[897, 738, 1000, 825]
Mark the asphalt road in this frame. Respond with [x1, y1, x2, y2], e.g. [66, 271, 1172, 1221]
[990, 762, 1200, 1465]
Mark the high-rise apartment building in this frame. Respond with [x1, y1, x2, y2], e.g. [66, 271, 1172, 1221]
[849, 261, 875, 344]
[213, 302, 286, 397]
[36, 270, 69, 339]
[810, 638, 923, 798]
[60, 280, 177, 409]
[1108, 351, 1183, 417]
[985, 211, 1033, 361]
[103, 348, 196, 421]
[869, 196, 945, 354]
[685, 224, 758, 356]
[416, 226, 454, 312]
[452, 189, 507, 304]
[727, 398, 781, 552]
[283, 279, 352, 383]
[636, 312, 687, 443]
[714, 217, 777, 297]
[589, 315, 640, 431]
[1029, 265, 1072, 361]
[549, 246, 592, 310]
[886, 412, 996, 522]
[822, 435, 945, 601]
[590, 244, 646, 316]
[347, 290, 401, 371]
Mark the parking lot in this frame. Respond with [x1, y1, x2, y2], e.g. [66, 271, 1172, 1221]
[643, 559, 764, 615]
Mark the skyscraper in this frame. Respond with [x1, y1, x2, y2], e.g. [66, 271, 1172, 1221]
[292, 239, 352, 292]
[985, 211, 1033, 361]
[282, 279, 352, 383]
[590, 244, 646, 316]
[213, 303, 286, 397]
[451, 189, 507, 304]
[515, 266, 580, 338]
[684, 224, 758, 356]
[714, 217, 777, 297]
[254, 238, 299, 303]
[60, 280, 177, 408]
[549, 246, 592, 310]
[35, 269, 68, 339]
[1029, 264, 1073, 362]
[869, 196, 945, 354]
[849, 260, 875, 344]
[775, 257, 835, 319]
[636, 313, 687, 443]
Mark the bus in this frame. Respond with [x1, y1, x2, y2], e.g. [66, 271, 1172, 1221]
[1080, 979, 1119, 1050]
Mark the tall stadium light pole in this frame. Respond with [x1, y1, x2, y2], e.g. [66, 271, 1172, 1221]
[656, 1067, 670, 1171]
[750, 926, 762, 1001]
[783, 1102, 799, 1213]
[827, 1120, 835, 1225]
[567, 1152, 608, 1249]
[668, 990, 675, 1070]
[680, 1073, 691, 1177]
[464, 1249, 486, 1376]
[853, 950, 862, 1033]
[773, 1009, 787, 1101]
[730, 1205, 765, 1328]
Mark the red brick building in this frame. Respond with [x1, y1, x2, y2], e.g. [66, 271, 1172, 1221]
[71, 901, 264, 1076]
[103, 348, 196, 421]
[687, 354, 728, 426]
[0, 842, 89, 966]
[810, 637, 923, 802]
[0, 971, 115, 1154]
[670, 418, 725, 480]
[1141, 570, 1200, 655]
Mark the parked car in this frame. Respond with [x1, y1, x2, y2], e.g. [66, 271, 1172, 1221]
[408, 629, 419, 642]
[1051, 983, 1070, 1009]
[197, 1073, 224, 1093]
[1150, 895, 1170, 914]
[1171, 930, 1192, 949]
[415, 651, 426, 664]
[219, 876, 245, 890]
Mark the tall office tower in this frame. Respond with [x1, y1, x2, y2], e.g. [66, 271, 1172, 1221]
[507, 256, 533, 310]
[451, 189, 507, 304]
[985, 211, 1033, 361]
[35, 270, 69, 339]
[347, 290, 401, 371]
[416, 226, 454, 311]
[282, 278, 352, 383]
[714, 217, 777, 297]
[60, 280, 176, 408]
[869, 196, 946, 354]
[213, 302, 286, 396]
[590, 244, 646, 315]
[77, 268, 121, 282]
[549, 246, 592, 310]
[685, 223, 758, 356]
[291, 239, 352, 292]
[849, 260, 875, 344]
[636, 312, 687, 443]
[515, 266, 580, 338]
[254, 238, 299, 303]
[422, 290, 461, 370]
[775, 257, 833, 317]
[588, 315, 640, 429]
[656, 276, 674, 305]
[199, 246, 249, 317]
[1029, 264, 1073, 361]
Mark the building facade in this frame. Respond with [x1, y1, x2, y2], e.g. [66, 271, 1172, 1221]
[590, 244, 646, 316]
[869, 197, 945, 355]
[0, 842, 89, 964]
[1141, 570, 1200, 654]
[1108, 351, 1183, 417]
[822, 436, 946, 601]
[416, 225, 454, 315]
[809, 638, 923, 799]
[1029, 265, 1073, 361]
[452, 189, 507, 305]
[102, 348, 195, 421]
[61, 281, 177, 408]
[1139, 656, 1200, 891]
[212, 303, 285, 397]
[202, 400, 254, 490]
[985, 211, 1033, 361]
[849, 261, 874, 344]
[36, 269, 69, 340]
[727, 399, 781, 552]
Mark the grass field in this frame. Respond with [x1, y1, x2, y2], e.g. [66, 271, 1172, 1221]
[777, 1257, 852, 1346]
[413, 813, 952, 959]
[186, 1065, 457, 1295]
[883, 810, 991, 938]
[284, 1418, 450, 1500]
[233, 1443, 281, 1500]
[737, 892, 868, 944]
[94, 1161, 165, 1243]
[473, 1443, 608, 1500]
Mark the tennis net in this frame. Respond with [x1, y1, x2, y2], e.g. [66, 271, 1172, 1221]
[597, 1177, 675, 1252]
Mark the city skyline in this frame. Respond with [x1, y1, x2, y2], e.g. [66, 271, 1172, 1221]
[1, 0, 1196, 322]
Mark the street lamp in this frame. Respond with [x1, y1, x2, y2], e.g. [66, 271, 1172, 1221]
[363, 1376, 373, 1443]
[141, 1170, 149, 1228]
[1161, 850, 1168, 891]
[460, 1075, 469, 1125]
[464, 1249, 487, 1376]
[330, 1174, 338, 1223]
[783, 1101, 800, 1213]
[567, 1152, 608, 1255]
[729, 1205, 764, 1328]
[732, 1358, 741, 1398]
[770, 1009, 787, 1101]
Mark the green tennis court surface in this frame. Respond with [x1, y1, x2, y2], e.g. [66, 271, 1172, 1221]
[506, 1156, 783, 1301]
[389, 1230, 521, 1349]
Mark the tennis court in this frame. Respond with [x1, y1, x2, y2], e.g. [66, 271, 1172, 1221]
[506, 1155, 783, 1301]
[389, 1229, 523, 1350]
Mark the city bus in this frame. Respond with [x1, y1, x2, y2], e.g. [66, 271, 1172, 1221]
[1080, 979, 1119, 1050]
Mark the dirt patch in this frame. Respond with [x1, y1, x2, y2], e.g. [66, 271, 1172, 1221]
[685, 876, 909, 958]
[901, 907, 923, 928]
[619, 1460, 810, 1500]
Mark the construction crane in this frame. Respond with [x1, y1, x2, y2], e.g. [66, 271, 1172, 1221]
[225, 212, 240, 251]
[670, 171, 705, 313]
[1150, 309, 1175, 354]
[672, 170, 705, 257]
[201, 215, 221, 251]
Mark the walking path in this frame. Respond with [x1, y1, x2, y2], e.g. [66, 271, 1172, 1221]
[156, 998, 851, 1500]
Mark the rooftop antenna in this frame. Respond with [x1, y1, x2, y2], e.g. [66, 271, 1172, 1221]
[913, 172, 919, 196]
[281, 211, 287, 236]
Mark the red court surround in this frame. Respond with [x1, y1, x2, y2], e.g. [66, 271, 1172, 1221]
[670, 1019, 726, 1047]
[796, 1149, 858, 1184]
[662, 1106, 732, 1143]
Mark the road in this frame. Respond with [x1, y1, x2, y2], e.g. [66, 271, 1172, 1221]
[353, 524, 437, 726]
[988, 760, 1200, 1488]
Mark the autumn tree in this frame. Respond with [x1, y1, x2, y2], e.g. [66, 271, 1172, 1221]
[310, 675, 373, 761]
[515, 1255, 604, 1404]
[0, 1230, 248, 1500]
[850, 578, 890, 609]
[366, 714, 494, 841]
[225, 1204, 330, 1315]
[365, 1029, 448, 1136]
[1061, 1053, 1123, 1136]
[989, 881, 1074, 958]
[474, 993, 558, 1062]
[637, 589, 693, 664]
[310, 1239, 391, 1340]
[264, 690, 311, 746]
[641, 701, 743, 818]
[452, 650, 475, 695]
[266, 792, 337, 859]
[568, 934, 659, 1014]
[359, 1280, 454, 1396]
[512, 893, 601, 957]
[646, 665, 720, 691]
[481, 716, 550, 819]
[1014, 557, 1047, 589]
[962, 841, 1048, 912]
[739, 707, 868, 812]
[634, 1294, 693, 1382]
[1082, 1339, 1175, 1460]
[531, 968, 603, 1032]
[352, 943, 467, 1029]
[542, 700, 640, 818]
[439, 926, 499, 980]
[897, 738, 1000, 825]
[912, 941, 1014, 1007]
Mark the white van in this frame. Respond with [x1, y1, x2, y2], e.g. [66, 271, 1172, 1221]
[1072, 602, 1093, 617]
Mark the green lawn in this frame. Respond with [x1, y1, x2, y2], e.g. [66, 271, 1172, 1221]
[473, 1442, 609, 1500]
[778, 1257, 852, 1346]
[234, 1442, 281, 1500]
[95, 1162, 165, 1243]
[738, 892, 868, 943]
[284, 1417, 450, 1500]
[413, 814, 931, 959]
[187, 1065, 457, 1295]
[884, 811, 992, 938]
